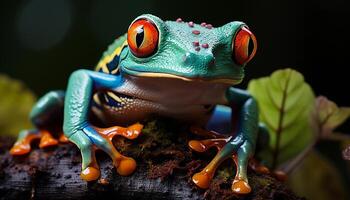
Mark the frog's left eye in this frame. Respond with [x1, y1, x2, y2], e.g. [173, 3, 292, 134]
[232, 26, 257, 65]
[127, 19, 159, 58]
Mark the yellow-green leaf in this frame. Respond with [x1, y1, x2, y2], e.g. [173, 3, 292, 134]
[248, 68, 315, 166]
[315, 96, 350, 136]
[0, 74, 36, 137]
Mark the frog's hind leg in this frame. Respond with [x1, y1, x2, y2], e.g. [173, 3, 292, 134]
[190, 129, 254, 194]
[10, 91, 66, 155]
[190, 122, 270, 194]
[10, 129, 42, 155]
[190, 104, 262, 194]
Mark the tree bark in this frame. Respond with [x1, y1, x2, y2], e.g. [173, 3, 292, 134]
[0, 120, 303, 200]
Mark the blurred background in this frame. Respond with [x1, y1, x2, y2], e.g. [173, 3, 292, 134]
[0, 0, 349, 199]
[1, 0, 349, 104]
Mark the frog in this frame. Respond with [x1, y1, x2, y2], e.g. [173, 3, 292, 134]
[10, 14, 265, 194]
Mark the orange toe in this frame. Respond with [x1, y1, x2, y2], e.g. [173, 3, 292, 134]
[273, 170, 288, 181]
[117, 157, 137, 176]
[192, 172, 212, 189]
[256, 165, 270, 174]
[232, 180, 251, 194]
[189, 140, 206, 152]
[39, 131, 58, 148]
[10, 142, 31, 155]
[80, 167, 100, 181]
[125, 123, 143, 139]
[59, 134, 69, 143]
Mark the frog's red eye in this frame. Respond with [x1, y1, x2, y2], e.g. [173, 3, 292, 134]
[127, 19, 159, 58]
[232, 26, 257, 65]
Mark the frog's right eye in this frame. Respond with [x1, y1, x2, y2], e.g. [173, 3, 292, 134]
[232, 26, 257, 65]
[127, 19, 159, 58]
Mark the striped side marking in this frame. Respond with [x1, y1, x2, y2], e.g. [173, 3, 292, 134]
[107, 91, 123, 103]
[96, 91, 134, 109]
[94, 40, 128, 109]
[95, 40, 128, 75]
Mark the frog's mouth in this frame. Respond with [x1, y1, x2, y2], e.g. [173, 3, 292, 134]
[121, 67, 243, 85]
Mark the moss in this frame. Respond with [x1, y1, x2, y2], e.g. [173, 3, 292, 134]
[111, 117, 302, 199]
[217, 161, 236, 180]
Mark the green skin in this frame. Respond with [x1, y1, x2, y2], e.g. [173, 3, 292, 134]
[14, 14, 261, 191]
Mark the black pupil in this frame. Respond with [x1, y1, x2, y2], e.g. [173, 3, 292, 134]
[248, 37, 254, 56]
[136, 25, 144, 48]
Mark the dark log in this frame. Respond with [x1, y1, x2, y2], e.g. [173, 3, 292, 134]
[0, 119, 303, 200]
[0, 143, 201, 200]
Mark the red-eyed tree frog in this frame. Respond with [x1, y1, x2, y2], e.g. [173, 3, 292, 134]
[10, 14, 265, 194]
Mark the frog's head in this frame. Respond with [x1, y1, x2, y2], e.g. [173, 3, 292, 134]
[119, 14, 257, 85]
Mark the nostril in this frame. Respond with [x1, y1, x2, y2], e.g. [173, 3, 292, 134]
[182, 52, 190, 62]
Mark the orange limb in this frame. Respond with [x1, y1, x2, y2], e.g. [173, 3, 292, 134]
[192, 148, 231, 189]
[232, 155, 251, 194]
[189, 134, 230, 189]
[79, 123, 143, 181]
[93, 122, 143, 142]
[273, 170, 288, 181]
[190, 126, 283, 194]
[39, 130, 59, 148]
[232, 179, 251, 194]
[59, 133, 69, 143]
[189, 138, 229, 152]
[248, 158, 270, 174]
[10, 131, 41, 155]
[80, 146, 100, 181]
[189, 126, 254, 195]
[98, 123, 143, 176]
[10, 130, 71, 156]
[190, 126, 226, 138]
[248, 158, 287, 181]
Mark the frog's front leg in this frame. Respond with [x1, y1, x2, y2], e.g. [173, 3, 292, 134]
[63, 70, 143, 181]
[189, 88, 259, 194]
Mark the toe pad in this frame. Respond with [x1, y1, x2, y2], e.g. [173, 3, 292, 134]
[192, 172, 212, 189]
[117, 157, 136, 176]
[80, 167, 100, 181]
[232, 180, 251, 194]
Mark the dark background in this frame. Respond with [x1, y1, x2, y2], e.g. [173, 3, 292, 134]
[1, 0, 349, 103]
[1, 0, 350, 196]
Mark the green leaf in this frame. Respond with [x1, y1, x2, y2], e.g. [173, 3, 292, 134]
[315, 96, 350, 136]
[288, 151, 347, 200]
[0, 74, 36, 137]
[248, 68, 315, 166]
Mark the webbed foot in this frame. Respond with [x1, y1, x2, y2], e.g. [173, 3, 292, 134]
[189, 126, 259, 195]
[10, 130, 65, 155]
[70, 123, 143, 181]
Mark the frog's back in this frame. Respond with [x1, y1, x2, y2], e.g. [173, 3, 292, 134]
[94, 34, 127, 75]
